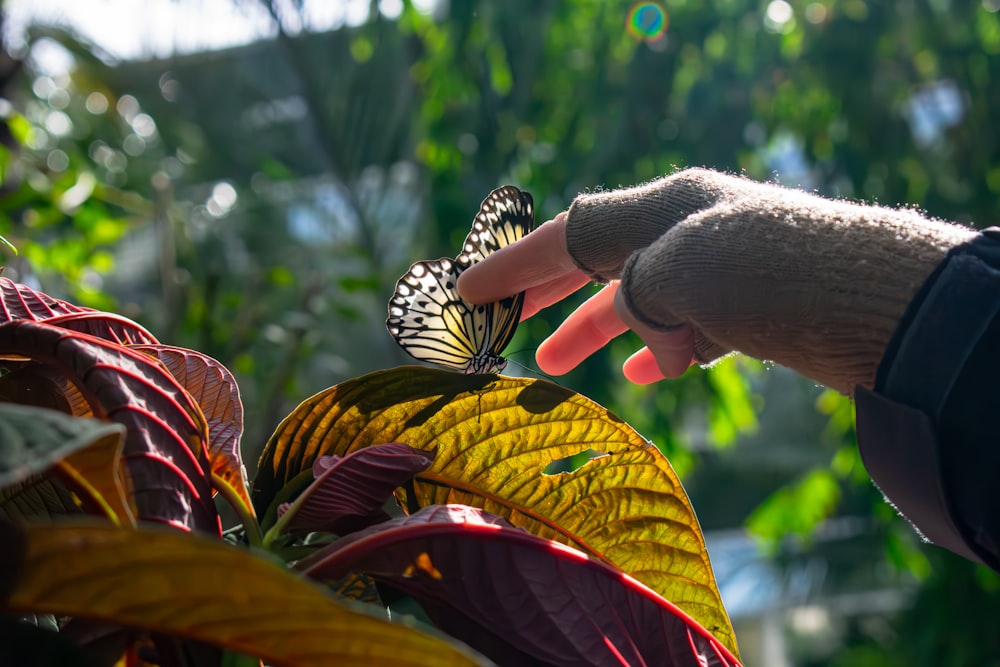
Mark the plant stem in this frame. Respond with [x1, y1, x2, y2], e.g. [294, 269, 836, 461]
[212, 473, 264, 548]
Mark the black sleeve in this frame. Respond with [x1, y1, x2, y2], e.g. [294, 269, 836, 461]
[855, 228, 1000, 572]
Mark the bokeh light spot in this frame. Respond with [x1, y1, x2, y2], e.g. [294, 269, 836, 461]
[44, 110, 72, 137]
[805, 2, 829, 23]
[767, 0, 793, 22]
[116, 94, 139, 122]
[85, 92, 108, 114]
[46, 149, 69, 172]
[764, 0, 795, 33]
[131, 113, 157, 138]
[207, 181, 238, 218]
[123, 134, 146, 156]
[626, 3, 668, 42]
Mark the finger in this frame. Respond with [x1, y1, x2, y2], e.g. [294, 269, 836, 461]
[613, 289, 695, 379]
[457, 212, 578, 304]
[622, 347, 666, 385]
[521, 271, 592, 320]
[622, 348, 698, 384]
[536, 283, 628, 375]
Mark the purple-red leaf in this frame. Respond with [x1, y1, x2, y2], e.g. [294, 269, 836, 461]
[299, 505, 742, 667]
[276, 443, 433, 537]
[0, 278, 157, 345]
[0, 364, 73, 413]
[0, 320, 218, 533]
[129, 344, 250, 520]
[0, 278, 91, 322]
[43, 313, 159, 346]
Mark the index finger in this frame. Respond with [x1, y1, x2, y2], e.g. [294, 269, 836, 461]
[456, 212, 580, 304]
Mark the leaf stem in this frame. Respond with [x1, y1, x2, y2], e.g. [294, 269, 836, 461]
[213, 473, 264, 548]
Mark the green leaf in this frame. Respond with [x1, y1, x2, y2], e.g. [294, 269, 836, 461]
[338, 275, 380, 293]
[0, 235, 17, 255]
[0, 402, 124, 489]
[0, 520, 489, 667]
[0, 403, 132, 525]
[7, 114, 33, 146]
[485, 40, 512, 95]
[255, 366, 738, 656]
[746, 467, 841, 550]
[705, 357, 758, 446]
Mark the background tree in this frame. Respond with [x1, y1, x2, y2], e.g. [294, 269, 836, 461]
[2, 0, 999, 663]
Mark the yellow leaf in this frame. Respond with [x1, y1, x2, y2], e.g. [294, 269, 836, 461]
[57, 429, 134, 526]
[0, 521, 488, 667]
[255, 367, 738, 656]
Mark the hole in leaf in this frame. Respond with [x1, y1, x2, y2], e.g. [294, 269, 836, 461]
[542, 449, 606, 475]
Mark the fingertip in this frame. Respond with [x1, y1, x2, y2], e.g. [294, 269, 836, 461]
[649, 329, 696, 378]
[455, 260, 503, 304]
[612, 289, 696, 378]
[535, 335, 572, 376]
[622, 348, 666, 385]
[455, 265, 480, 301]
[458, 260, 499, 299]
[457, 212, 575, 305]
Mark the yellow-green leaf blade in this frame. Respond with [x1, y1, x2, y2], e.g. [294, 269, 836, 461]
[0, 520, 488, 667]
[255, 367, 737, 656]
[56, 428, 133, 526]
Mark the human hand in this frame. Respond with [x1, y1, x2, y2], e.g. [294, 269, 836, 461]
[456, 212, 694, 384]
[459, 169, 973, 394]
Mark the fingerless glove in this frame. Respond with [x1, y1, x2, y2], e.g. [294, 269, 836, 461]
[565, 168, 975, 394]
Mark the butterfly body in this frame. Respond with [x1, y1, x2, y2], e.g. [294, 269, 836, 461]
[387, 186, 535, 374]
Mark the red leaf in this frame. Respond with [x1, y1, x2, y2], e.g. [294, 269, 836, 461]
[278, 443, 433, 536]
[299, 505, 741, 667]
[0, 279, 157, 345]
[0, 278, 91, 322]
[129, 344, 250, 520]
[0, 321, 218, 533]
[0, 364, 73, 413]
[43, 313, 159, 346]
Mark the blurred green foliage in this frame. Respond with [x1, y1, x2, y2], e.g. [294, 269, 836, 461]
[3, 0, 1000, 662]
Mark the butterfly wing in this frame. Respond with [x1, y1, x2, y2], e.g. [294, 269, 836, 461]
[387, 258, 483, 371]
[387, 185, 535, 373]
[456, 186, 534, 369]
[458, 185, 535, 266]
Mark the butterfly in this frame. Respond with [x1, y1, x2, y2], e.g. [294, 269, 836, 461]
[387, 185, 535, 374]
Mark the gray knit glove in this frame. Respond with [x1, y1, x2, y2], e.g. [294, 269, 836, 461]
[565, 168, 975, 394]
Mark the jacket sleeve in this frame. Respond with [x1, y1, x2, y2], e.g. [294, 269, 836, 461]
[856, 228, 1000, 571]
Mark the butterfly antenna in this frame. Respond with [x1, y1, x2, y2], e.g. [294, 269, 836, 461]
[502, 348, 565, 386]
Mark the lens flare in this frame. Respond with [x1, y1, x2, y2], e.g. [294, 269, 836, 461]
[627, 2, 668, 42]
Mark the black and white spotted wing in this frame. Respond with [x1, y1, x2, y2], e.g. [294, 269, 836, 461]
[387, 185, 534, 374]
